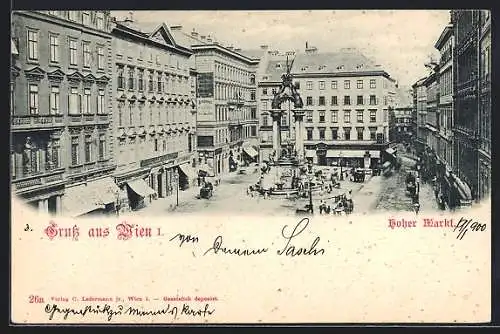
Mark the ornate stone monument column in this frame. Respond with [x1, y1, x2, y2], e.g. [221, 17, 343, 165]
[293, 110, 305, 161]
[270, 109, 284, 159]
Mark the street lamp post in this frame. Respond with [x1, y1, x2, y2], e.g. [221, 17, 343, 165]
[115, 190, 120, 217]
[339, 151, 344, 181]
[175, 168, 179, 207]
[308, 175, 314, 214]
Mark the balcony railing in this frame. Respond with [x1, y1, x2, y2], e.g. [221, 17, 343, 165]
[12, 167, 65, 191]
[11, 114, 64, 131]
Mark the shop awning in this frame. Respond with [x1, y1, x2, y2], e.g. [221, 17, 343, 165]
[126, 178, 156, 197]
[243, 146, 258, 158]
[87, 177, 120, 205]
[62, 184, 105, 218]
[452, 175, 472, 201]
[179, 163, 197, 180]
[326, 150, 367, 158]
[305, 150, 316, 158]
[369, 150, 381, 158]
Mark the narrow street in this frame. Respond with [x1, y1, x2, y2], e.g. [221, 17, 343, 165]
[374, 155, 438, 213]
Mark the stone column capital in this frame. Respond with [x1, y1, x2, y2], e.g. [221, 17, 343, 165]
[270, 109, 284, 121]
[293, 109, 306, 121]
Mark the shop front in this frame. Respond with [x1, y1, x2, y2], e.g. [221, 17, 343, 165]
[125, 177, 156, 211]
[62, 176, 120, 217]
[242, 145, 259, 165]
[442, 171, 473, 210]
[178, 162, 197, 190]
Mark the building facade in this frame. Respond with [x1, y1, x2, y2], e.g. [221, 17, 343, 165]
[110, 19, 196, 212]
[435, 24, 454, 171]
[477, 10, 491, 200]
[390, 87, 414, 143]
[413, 77, 428, 154]
[422, 72, 439, 180]
[169, 27, 260, 175]
[451, 9, 480, 202]
[11, 10, 118, 217]
[284, 47, 394, 168]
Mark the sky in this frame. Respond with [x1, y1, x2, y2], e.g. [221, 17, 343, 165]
[112, 10, 451, 87]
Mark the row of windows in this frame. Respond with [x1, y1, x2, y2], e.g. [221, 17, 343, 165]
[24, 83, 106, 115]
[439, 68, 453, 96]
[262, 110, 379, 125]
[44, 11, 106, 30]
[260, 95, 383, 109]
[305, 79, 377, 90]
[214, 83, 253, 101]
[26, 29, 106, 69]
[304, 127, 379, 141]
[70, 134, 107, 165]
[214, 61, 254, 85]
[117, 105, 191, 127]
[117, 66, 189, 94]
[215, 106, 257, 122]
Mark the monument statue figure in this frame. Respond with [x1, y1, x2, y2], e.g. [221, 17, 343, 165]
[271, 56, 303, 109]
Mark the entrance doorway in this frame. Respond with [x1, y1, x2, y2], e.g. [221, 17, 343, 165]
[157, 174, 163, 198]
[48, 196, 57, 214]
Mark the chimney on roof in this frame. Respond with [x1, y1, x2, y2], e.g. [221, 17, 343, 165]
[305, 44, 318, 55]
[260, 45, 269, 50]
[200, 35, 206, 41]
[123, 11, 134, 23]
[170, 25, 183, 31]
[191, 28, 198, 38]
[207, 35, 212, 43]
[234, 48, 242, 52]
[227, 45, 234, 51]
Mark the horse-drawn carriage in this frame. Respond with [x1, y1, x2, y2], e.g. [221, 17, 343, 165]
[406, 171, 418, 197]
[199, 182, 213, 199]
[352, 169, 366, 183]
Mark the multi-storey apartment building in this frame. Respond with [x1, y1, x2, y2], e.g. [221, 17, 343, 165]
[390, 86, 414, 143]
[413, 77, 427, 154]
[478, 10, 491, 200]
[434, 23, 455, 200]
[110, 18, 196, 211]
[11, 10, 117, 217]
[282, 46, 394, 168]
[422, 72, 439, 180]
[451, 9, 479, 202]
[171, 27, 260, 175]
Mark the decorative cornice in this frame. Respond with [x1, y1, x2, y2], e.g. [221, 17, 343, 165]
[95, 75, 110, 85]
[25, 66, 46, 81]
[47, 68, 66, 82]
[67, 71, 85, 83]
[83, 73, 97, 84]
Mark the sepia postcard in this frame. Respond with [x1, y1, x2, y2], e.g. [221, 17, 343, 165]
[10, 9, 492, 324]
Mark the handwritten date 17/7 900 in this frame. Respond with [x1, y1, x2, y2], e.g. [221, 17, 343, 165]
[203, 218, 325, 257]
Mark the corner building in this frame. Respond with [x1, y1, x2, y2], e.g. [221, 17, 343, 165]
[111, 20, 196, 212]
[11, 11, 117, 217]
[287, 47, 394, 168]
[170, 27, 260, 176]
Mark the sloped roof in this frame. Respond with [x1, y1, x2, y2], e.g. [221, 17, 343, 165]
[291, 50, 380, 75]
[170, 29, 205, 49]
[238, 49, 266, 60]
[262, 58, 289, 82]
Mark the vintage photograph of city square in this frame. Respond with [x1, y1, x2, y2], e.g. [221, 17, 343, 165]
[10, 10, 491, 217]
